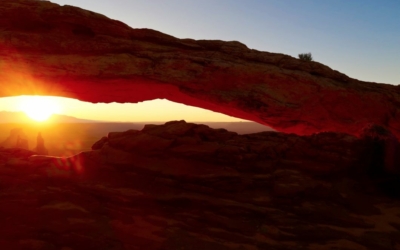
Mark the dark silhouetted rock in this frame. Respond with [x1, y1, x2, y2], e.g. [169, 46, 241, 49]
[91, 136, 108, 150]
[359, 124, 400, 176]
[16, 135, 29, 150]
[93, 120, 366, 175]
[0, 122, 399, 249]
[0, 0, 399, 139]
[0, 128, 29, 150]
[33, 132, 48, 155]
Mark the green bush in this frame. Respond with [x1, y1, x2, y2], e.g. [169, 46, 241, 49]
[298, 53, 313, 61]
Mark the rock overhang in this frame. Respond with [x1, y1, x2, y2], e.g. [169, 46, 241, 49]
[0, 0, 400, 138]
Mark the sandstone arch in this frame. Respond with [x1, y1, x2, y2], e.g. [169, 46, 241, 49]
[1, 0, 399, 138]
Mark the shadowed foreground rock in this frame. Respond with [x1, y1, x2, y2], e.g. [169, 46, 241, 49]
[1, 121, 400, 249]
[0, 0, 400, 138]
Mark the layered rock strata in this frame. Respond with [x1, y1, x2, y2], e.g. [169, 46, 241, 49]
[0, 0, 399, 138]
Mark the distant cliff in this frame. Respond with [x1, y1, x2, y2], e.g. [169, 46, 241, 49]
[0, 111, 98, 123]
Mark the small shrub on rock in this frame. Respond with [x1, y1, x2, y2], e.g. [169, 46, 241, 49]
[298, 53, 313, 61]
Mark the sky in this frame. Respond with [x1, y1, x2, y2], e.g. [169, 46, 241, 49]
[1, 0, 399, 122]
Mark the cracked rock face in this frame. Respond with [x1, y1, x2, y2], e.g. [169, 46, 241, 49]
[0, 0, 400, 138]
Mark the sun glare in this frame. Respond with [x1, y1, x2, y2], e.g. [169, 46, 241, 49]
[19, 96, 61, 122]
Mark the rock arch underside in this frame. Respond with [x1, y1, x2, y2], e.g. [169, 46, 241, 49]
[1, 0, 400, 138]
[1, 1, 400, 250]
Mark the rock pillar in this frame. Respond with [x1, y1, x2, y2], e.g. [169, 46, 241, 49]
[34, 132, 48, 155]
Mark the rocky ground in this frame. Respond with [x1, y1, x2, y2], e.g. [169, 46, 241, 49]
[1, 121, 400, 250]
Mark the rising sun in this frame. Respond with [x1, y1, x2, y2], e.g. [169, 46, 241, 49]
[19, 96, 61, 122]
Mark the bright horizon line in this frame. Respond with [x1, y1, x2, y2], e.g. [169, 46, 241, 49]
[0, 110, 253, 123]
[0, 110, 255, 124]
[0, 96, 247, 123]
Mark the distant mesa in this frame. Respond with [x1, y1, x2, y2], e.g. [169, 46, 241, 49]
[0, 111, 98, 123]
[16, 135, 29, 150]
[0, 128, 29, 150]
[0, 128, 48, 155]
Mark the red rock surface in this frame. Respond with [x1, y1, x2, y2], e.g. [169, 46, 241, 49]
[1, 121, 400, 249]
[0, 0, 400, 138]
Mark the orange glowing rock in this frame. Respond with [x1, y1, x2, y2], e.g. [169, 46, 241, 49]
[0, 0, 399, 138]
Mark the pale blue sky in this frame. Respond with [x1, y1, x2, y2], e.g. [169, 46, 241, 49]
[50, 0, 400, 84]
[1, 1, 399, 122]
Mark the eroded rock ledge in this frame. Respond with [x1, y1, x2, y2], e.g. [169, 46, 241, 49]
[1, 0, 400, 138]
[1, 121, 400, 249]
